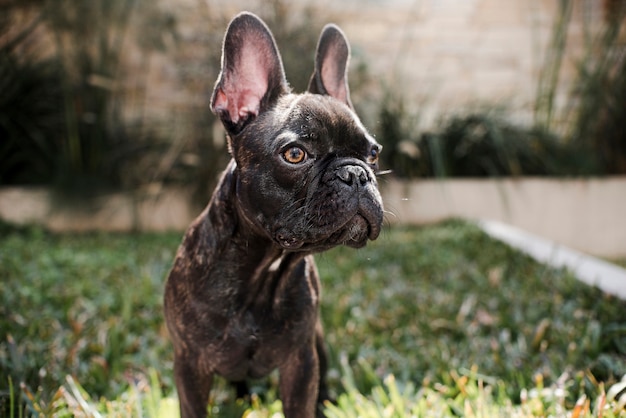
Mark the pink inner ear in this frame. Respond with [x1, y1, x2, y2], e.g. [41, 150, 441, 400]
[213, 85, 263, 124]
[235, 87, 263, 121]
[320, 44, 348, 104]
[214, 43, 272, 124]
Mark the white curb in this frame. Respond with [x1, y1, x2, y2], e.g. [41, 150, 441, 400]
[478, 220, 626, 300]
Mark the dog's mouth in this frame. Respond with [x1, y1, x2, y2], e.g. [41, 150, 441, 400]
[275, 230, 305, 250]
[275, 208, 381, 251]
[329, 213, 373, 248]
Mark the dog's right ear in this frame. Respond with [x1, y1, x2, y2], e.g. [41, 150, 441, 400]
[211, 12, 289, 134]
[308, 24, 353, 110]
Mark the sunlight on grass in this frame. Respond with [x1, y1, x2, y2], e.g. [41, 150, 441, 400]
[8, 369, 181, 418]
[1, 220, 625, 417]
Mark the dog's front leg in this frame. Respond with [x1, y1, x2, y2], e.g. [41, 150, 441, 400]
[279, 339, 320, 418]
[315, 321, 331, 407]
[174, 351, 213, 418]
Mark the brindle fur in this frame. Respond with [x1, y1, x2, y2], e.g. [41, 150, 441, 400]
[164, 12, 383, 418]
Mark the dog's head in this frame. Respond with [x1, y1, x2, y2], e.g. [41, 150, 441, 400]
[211, 12, 383, 251]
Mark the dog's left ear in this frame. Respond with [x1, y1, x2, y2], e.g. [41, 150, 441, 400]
[211, 12, 289, 134]
[308, 24, 353, 109]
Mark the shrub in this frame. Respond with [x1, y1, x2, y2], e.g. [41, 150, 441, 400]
[0, 17, 66, 185]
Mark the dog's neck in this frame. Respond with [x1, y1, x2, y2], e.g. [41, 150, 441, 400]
[203, 159, 307, 282]
[193, 159, 314, 310]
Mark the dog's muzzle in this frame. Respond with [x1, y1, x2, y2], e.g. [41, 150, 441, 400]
[274, 161, 383, 250]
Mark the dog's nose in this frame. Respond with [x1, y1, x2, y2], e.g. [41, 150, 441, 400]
[336, 165, 369, 186]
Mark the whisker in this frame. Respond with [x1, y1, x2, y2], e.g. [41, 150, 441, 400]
[383, 209, 398, 222]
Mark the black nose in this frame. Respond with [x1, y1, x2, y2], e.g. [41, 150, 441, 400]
[336, 165, 369, 186]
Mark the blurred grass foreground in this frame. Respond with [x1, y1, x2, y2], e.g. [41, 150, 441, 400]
[1, 220, 625, 417]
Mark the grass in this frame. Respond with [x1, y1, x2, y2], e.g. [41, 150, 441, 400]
[1, 219, 625, 417]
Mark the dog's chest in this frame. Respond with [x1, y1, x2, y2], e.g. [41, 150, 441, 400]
[211, 255, 320, 380]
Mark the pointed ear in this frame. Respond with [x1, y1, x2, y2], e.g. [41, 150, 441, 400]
[307, 24, 353, 109]
[210, 12, 289, 134]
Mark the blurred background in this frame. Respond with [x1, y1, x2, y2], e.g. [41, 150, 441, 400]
[1, 0, 625, 225]
[2, 2, 626, 415]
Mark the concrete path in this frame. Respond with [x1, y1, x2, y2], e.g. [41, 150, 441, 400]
[478, 220, 626, 300]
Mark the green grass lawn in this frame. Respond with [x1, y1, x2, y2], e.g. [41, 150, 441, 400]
[1, 220, 625, 417]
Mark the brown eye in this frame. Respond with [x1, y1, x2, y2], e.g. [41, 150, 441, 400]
[283, 147, 306, 164]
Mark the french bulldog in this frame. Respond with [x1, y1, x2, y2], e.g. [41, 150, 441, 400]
[164, 11, 384, 418]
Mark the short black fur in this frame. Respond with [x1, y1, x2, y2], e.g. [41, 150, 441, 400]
[164, 12, 384, 418]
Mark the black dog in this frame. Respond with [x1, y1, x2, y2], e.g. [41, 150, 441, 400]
[164, 12, 384, 418]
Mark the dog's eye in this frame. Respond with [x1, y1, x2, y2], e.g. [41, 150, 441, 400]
[283, 147, 307, 164]
[367, 148, 379, 165]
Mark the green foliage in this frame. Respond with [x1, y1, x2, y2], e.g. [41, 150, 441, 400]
[375, 89, 424, 179]
[317, 221, 626, 401]
[0, 224, 178, 415]
[0, 1, 181, 193]
[378, 1, 626, 179]
[565, 7, 626, 174]
[378, 111, 587, 178]
[0, 1, 359, 201]
[2, 221, 625, 416]
[376, 103, 605, 179]
[533, 0, 573, 134]
[43, 0, 136, 190]
[326, 361, 626, 418]
[421, 115, 560, 177]
[531, 0, 626, 176]
[0, 14, 66, 185]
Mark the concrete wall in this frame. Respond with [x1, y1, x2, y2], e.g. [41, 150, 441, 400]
[147, 0, 608, 128]
[382, 177, 626, 257]
[1, 178, 625, 257]
[0, 187, 196, 233]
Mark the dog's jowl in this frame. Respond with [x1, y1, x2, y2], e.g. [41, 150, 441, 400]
[164, 12, 384, 418]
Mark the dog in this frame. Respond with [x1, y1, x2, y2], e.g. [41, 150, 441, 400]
[164, 12, 384, 418]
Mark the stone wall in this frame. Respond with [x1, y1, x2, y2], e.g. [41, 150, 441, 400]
[140, 0, 610, 130]
[7, 0, 612, 153]
[326, 0, 606, 125]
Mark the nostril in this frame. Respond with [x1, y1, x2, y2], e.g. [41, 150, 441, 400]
[337, 168, 354, 185]
[358, 170, 368, 185]
[337, 166, 369, 186]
